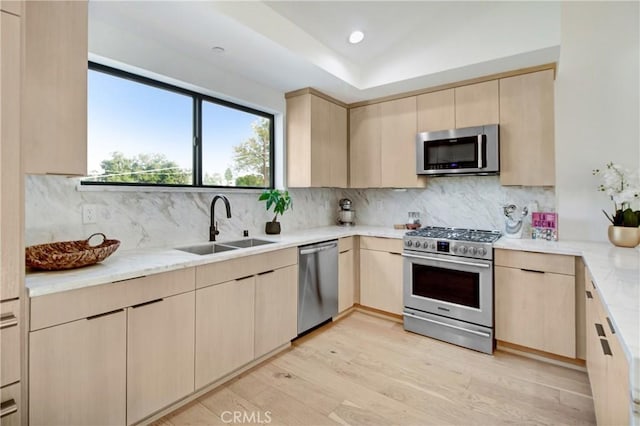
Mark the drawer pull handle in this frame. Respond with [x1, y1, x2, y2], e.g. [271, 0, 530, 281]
[0, 399, 17, 418]
[236, 275, 254, 282]
[0, 314, 18, 329]
[257, 270, 274, 276]
[131, 298, 163, 309]
[600, 338, 612, 356]
[606, 317, 616, 334]
[390, 252, 402, 256]
[87, 309, 123, 320]
[595, 323, 606, 337]
[591, 280, 596, 289]
[520, 268, 544, 274]
[585, 290, 593, 299]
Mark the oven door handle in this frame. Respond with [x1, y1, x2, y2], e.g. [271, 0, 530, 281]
[402, 253, 490, 269]
[403, 312, 491, 338]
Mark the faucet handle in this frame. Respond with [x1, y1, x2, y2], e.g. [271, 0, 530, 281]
[214, 221, 219, 235]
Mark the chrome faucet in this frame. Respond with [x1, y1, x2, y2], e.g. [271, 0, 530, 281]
[210, 195, 232, 241]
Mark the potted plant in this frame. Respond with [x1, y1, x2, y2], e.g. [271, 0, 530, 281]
[258, 189, 292, 235]
[593, 162, 640, 247]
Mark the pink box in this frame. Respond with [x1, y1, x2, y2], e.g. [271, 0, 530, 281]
[532, 212, 558, 241]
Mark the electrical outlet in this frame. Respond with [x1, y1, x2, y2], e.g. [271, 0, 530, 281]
[82, 204, 98, 224]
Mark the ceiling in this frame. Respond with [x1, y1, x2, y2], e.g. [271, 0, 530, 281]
[88, 1, 561, 104]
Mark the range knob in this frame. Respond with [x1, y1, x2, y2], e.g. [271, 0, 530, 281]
[406, 240, 413, 247]
[469, 247, 477, 256]
[458, 246, 468, 254]
[478, 247, 487, 256]
[413, 241, 421, 248]
[429, 242, 436, 250]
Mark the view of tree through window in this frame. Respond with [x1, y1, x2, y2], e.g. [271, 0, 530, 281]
[84, 64, 274, 188]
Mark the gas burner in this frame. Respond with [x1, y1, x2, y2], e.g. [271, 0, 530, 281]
[404, 226, 501, 259]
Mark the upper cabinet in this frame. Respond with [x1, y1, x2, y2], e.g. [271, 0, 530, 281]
[286, 92, 347, 188]
[349, 103, 381, 188]
[22, 0, 88, 176]
[499, 69, 555, 186]
[416, 89, 455, 132]
[454, 80, 499, 128]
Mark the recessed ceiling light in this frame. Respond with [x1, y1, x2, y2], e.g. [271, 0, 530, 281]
[211, 46, 225, 54]
[348, 31, 364, 44]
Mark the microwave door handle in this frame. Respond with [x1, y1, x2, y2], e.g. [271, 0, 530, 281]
[477, 135, 483, 168]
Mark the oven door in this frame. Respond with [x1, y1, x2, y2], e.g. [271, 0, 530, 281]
[402, 250, 493, 327]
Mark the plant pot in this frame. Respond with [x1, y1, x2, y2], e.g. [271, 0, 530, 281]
[265, 221, 281, 235]
[607, 225, 639, 248]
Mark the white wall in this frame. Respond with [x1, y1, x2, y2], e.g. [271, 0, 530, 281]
[555, 1, 640, 241]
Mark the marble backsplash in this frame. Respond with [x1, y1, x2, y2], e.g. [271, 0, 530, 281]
[26, 176, 339, 250]
[26, 175, 554, 250]
[342, 176, 555, 234]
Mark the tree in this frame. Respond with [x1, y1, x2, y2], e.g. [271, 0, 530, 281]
[97, 152, 191, 184]
[232, 118, 270, 187]
[235, 174, 264, 187]
[203, 172, 223, 186]
[224, 167, 233, 186]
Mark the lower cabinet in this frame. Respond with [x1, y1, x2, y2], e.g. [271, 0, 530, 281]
[127, 292, 195, 424]
[195, 277, 255, 390]
[338, 237, 355, 313]
[29, 309, 127, 426]
[585, 271, 630, 426]
[0, 381, 21, 426]
[255, 265, 298, 357]
[359, 237, 403, 315]
[494, 249, 576, 358]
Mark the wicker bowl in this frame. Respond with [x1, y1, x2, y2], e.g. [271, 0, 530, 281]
[25, 233, 120, 271]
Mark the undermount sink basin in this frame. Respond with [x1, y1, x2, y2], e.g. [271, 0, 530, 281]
[222, 238, 275, 248]
[175, 243, 237, 255]
[175, 238, 274, 255]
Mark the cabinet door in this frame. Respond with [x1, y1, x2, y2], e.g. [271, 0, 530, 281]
[349, 103, 381, 188]
[606, 331, 631, 426]
[585, 290, 608, 425]
[0, 382, 21, 426]
[359, 249, 403, 315]
[23, 0, 87, 175]
[1, 11, 21, 301]
[195, 277, 255, 389]
[127, 292, 195, 425]
[417, 89, 455, 132]
[454, 80, 499, 128]
[495, 266, 575, 358]
[338, 249, 354, 313]
[499, 70, 555, 186]
[380, 97, 426, 188]
[0, 300, 20, 387]
[29, 309, 126, 426]
[255, 265, 297, 357]
[310, 95, 347, 188]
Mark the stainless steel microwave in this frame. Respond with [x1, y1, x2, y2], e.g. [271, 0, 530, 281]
[416, 124, 499, 175]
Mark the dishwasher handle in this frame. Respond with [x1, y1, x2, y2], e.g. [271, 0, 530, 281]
[299, 242, 338, 255]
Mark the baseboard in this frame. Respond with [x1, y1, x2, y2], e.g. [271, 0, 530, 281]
[497, 341, 587, 371]
[353, 304, 403, 323]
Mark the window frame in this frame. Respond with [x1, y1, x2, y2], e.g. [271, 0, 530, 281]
[83, 62, 275, 189]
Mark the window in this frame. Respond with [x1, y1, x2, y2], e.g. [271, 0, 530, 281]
[84, 63, 274, 188]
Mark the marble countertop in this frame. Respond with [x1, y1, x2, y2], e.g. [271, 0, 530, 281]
[26, 226, 639, 419]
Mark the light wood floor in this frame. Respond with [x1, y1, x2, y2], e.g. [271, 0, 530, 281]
[154, 311, 595, 426]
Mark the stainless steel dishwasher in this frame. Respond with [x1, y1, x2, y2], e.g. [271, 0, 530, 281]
[297, 240, 338, 335]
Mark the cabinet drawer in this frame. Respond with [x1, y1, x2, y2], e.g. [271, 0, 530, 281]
[495, 249, 574, 275]
[0, 381, 21, 426]
[338, 236, 354, 252]
[0, 1, 21, 15]
[195, 248, 297, 289]
[31, 268, 195, 331]
[359, 236, 403, 254]
[0, 299, 20, 387]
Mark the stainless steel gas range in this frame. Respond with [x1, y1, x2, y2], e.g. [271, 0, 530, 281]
[402, 226, 502, 354]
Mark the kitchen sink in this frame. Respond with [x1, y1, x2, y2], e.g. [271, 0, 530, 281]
[175, 238, 274, 255]
[175, 243, 238, 255]
[222, 238, 275, 248]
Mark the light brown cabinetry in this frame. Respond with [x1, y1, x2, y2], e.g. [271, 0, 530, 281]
[286, 92, 347, 188]
[416, 89, 455, 132]
[127, 292, 195, 425]
[338, 237, 355, 313]
[584, 270, 630, 426]
[29, 309, 127, 426]
[495, 249, 576, 358]
[1, 8, 23, 426]
[349, 103, 381, 188]
[195, 276, 255, 389]
[454, 80, 499, 128]
[499, 70, 555, 186]
[23, 0, 87, 175]
[255, 265, 297, 357]
[359, 237, 403, 315]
